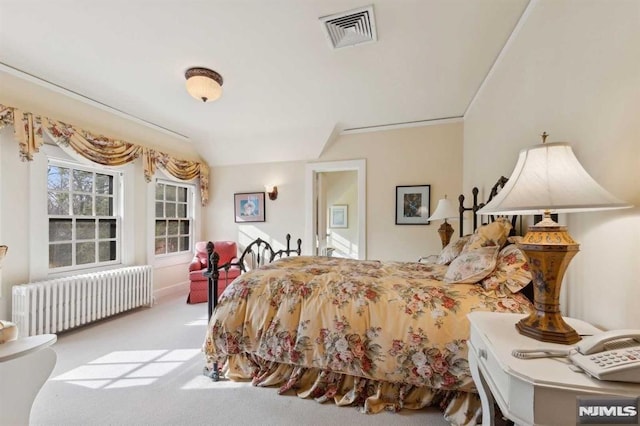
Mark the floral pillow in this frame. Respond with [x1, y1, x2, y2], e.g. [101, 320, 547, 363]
[481, 244, 532, 293]
[462, 218, 513, 252]
[436, 235, 471, 265]
[444, 246, 500, 284]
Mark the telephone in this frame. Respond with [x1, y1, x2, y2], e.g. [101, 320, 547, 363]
[567, 329, 640, 383]
[511, 329, 640, 383]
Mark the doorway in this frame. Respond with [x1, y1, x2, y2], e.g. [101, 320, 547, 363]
[304, 159, 366, 260]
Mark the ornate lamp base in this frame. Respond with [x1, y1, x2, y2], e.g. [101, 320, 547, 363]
[516, 216, 581, 345]
[437, 221, 454, 249]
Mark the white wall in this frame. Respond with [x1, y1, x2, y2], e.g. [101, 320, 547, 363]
[464, 0, 640, 330]
[206, 122, 464, 262]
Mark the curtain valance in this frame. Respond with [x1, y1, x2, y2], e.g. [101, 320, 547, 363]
[0, 104, 209, 205]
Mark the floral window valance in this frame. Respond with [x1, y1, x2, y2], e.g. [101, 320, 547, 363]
[0, 104, 209, 205]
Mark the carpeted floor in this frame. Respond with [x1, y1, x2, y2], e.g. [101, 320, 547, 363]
[29, 291, 450, 426]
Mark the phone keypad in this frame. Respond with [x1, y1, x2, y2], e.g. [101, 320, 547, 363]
[589, 349, 640, 368]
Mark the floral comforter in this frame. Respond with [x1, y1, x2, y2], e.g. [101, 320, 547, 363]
[203, 256, 532, 422]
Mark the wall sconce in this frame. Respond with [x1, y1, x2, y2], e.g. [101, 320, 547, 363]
[265, 185, 278, 200]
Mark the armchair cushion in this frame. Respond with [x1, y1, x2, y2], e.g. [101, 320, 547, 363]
[189, 241, 209, 272]
[187, 240, 240, 304]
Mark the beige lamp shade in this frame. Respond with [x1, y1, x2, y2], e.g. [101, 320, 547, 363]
[185, 67, 223, 102]
[475, 139, 631, 344]
[477, 142, 631, 216]
[428, 197, 458, 221]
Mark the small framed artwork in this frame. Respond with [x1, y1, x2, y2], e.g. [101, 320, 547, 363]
[329, 205, 348, 228]
[395, 184, 431, 225]
[234, 192, 266, 223]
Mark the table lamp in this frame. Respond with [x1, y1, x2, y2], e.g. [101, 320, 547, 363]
[477, 134, 631, 344]
[427, 196, 459, 248]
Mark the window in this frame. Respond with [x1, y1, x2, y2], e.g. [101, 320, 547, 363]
[154, 181, 193, 256]
[48, 162, 120, 271]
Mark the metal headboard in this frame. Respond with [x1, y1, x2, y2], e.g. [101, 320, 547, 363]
[457, 176, 517, 237]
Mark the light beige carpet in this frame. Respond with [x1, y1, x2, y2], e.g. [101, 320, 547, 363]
[29, 291, 450, 426]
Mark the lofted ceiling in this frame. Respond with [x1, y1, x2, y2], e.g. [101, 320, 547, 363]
[0, 0, 529, 167]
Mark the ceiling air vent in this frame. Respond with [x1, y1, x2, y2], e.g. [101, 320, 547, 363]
[320, 5, 377, 49]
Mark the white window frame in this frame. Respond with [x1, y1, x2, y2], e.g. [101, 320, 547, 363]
[148, 174, 199, 268]
[153, 179, 194, 258]
[47, 158, 122, 273]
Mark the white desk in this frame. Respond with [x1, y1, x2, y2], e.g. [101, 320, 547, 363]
[0, 334, 57, 425]
[467, 312, 640, 426]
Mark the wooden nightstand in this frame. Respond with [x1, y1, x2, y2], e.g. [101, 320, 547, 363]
[467, 312, 640, 426]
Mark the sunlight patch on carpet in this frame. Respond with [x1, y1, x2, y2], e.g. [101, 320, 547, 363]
[52, 349, 201, 389]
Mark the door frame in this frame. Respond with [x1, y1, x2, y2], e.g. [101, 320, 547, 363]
[304, 159, 366, 259]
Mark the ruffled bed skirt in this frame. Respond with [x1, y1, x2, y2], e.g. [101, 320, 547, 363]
[217, 353, 482, 426]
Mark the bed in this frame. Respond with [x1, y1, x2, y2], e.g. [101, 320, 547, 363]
[202, 182, 534, 425]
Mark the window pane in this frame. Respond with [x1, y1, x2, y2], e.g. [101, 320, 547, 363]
[155, 220, 166, 236]
[177, 203, 187, 218]
[48, 166, 69, 190]
[49, 243, 72, 268]
[99, 241, 117, 262]
[95, 174, 113, 195]
[179, 220, 190, 235]
[72, 170, 93, 193]
[155, 202, 164, 218]
[177, 187, 187, 202]
[99, 219, 117, 238]
[167, 220, 179, 236]
[167, 237, 179, 253]
[179, 236, 190, 252]
[96, 196, 113, 216]
[155, 183, 165, 200]
[48, 192, 69, 215]
[155, 238, 166, 255]
[76, 242, 95, 264]
[165, 185, 176, 201]
[73, 194, 93, 215]
[49, 219, 73, 241]
[166, 203, 176, 218]
[77, 219, 96, 240]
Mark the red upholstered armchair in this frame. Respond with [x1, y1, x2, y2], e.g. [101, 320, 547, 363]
[187, 241, 241, 304]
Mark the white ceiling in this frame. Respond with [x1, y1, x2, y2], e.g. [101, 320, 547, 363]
[0, 0, 529, 167]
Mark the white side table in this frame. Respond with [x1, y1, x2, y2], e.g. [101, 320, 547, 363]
[0, 334, 57, 425]
[467, 312, 640, 426]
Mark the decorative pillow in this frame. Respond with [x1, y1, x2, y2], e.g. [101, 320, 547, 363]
[444, 246, 500, 284]
[462, 218, 513, 252]
[436, 235, 471, 265]
[507, 235, 523, 245]
[481, 244, 532, 293]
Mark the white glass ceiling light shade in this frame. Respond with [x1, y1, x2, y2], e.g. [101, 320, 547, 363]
[185, 67, 223, 102]
[427, 196, 458, 221]
[477, 142, 631, 216]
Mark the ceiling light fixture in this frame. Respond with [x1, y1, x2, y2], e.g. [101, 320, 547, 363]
[185, 67, 223, 102]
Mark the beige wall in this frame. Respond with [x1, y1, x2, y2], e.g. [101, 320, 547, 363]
[464, 0, 640, 330]
[205, 122, 464, 262]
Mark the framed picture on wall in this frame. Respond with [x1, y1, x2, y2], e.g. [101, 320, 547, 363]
[329, 205, 348, 228]
[395, 184, 431, 225]
[234, 192, 266, 223]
